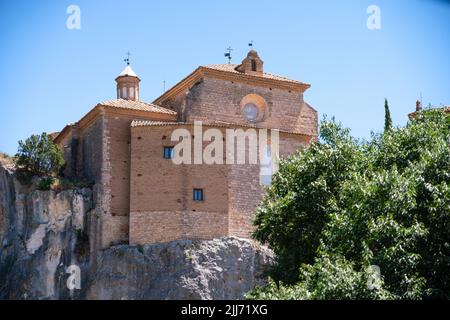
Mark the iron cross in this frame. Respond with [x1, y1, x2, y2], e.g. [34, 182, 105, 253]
[224, 46, 233, 64]
[124, 51, 131, 65]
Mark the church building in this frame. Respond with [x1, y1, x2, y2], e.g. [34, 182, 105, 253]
[52, 49, 318, 249]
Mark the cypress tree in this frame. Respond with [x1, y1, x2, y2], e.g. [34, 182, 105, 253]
[384, 98, 393, 132]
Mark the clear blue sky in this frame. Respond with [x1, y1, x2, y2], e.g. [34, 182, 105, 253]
[0, 0, 449, 155]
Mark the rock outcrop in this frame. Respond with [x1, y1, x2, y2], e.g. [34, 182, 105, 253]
[0, 163, 273, 300]
[86, 237, 272, 300]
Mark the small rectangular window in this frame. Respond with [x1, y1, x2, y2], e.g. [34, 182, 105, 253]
[163, 146, 174, 159]
[193, 189, 204, 201]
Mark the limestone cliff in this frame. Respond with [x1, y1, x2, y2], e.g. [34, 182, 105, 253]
[0, 162, 273, 300]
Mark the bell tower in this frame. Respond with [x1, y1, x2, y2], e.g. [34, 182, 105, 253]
[236, 49, 264, 75]
[115, 58, 140, 101]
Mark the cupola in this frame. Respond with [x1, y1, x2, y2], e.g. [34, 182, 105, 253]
[115, 64, 140, 101]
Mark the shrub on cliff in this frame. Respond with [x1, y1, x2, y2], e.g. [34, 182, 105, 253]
[14, 132, 65, 182]
[251, 110, 450, 300]
[0, 151, 13, 164]
[0, 151, 10, 159]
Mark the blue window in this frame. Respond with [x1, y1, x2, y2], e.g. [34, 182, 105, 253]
[193, 189, 204, 201]
[163, 146, 174, 159]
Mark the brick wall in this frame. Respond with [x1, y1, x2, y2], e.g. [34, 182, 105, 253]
[57, 108, 177, 249]
[101, 111, 177, 247]
[79, 117, 104, 182]
[129, 124, 310, 244]
[56, 71, 317, 247]
[130, 211, 228, 244]
[129, 125, 229, 245]
[184, 77, 318, 137]
[56, 127, 77, 179]
[227, 132, 309, 238]
[105, 114, 133, 219]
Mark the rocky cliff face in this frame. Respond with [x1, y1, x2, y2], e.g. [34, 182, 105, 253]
[0, 162, 273, 300]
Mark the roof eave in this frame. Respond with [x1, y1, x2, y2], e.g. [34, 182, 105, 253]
[153, 66, 310, 105]
[115, 75, 141, 82]
[97, 102, 177, 116]
[130, 120, 313, 138]
[153, 66, 204, 105]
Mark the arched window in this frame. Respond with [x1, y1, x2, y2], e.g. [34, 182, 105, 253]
[129, 86, 135, 99]
[240, 94, 266, 123]
[251, 60, 257, 72]
[122, 86, 128, 99]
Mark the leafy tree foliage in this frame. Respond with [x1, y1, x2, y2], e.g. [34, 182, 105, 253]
[251, 110, 450, 299]
[14, 133, 65, 179]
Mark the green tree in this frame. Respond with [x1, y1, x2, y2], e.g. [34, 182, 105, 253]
[251, 110, 450, 299]
[384, 98, 393, 132]
[14, 132, 65, 178]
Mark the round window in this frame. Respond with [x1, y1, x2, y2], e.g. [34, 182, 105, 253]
[243, 103, 259, 122]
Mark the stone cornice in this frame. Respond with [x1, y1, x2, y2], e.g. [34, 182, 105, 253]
[131, 120, 316, 140]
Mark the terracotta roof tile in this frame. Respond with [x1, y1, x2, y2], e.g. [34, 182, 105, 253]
[203, 64, 307, 85]
[99, 99, 177, 115]
[132, 120, 180, 127]
[408, 106, 450, 118]
[48, 132, 60, 141]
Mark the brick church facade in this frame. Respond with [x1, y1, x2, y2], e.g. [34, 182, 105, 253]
[53, 50, 318, 249]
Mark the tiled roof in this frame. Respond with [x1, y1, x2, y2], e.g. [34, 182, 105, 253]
[131, 120, 311, 136]
[118, 65, 138, 78]
[99, 99, 177, 115]
[48, 132, 60, 140]
[153, 63, 310, 105]
[132, 120, 180, 127]
[203, 64, 307, 85]
[409, 106, 450, 117]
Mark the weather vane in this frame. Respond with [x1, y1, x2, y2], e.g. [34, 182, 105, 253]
[248, 40, 254, 48]
[124, 51, 131, 65]
[224, 46, 233, 64]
